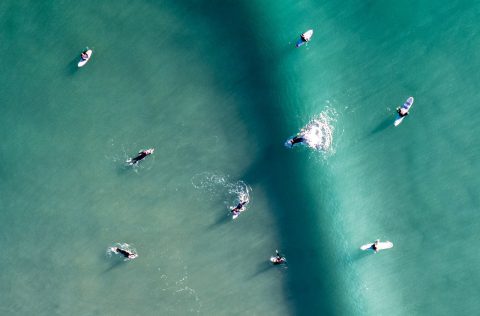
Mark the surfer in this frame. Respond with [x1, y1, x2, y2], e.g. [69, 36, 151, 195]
[271, 250, 286, 265]
[287, 135, 306, 147]
[296, 30, 313, 48]
[370, 240, 380, 253]
[80, 50, 89, 60]
[300, 33, 309, 43]
[397, 107, 409, 118]
[127, 148, 154, 165]
[231, 200, 248, 217]
[111, 247, 138, 259]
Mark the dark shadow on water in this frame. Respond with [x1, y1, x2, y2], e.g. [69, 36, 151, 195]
[370, 116, 393, 135]
[102, 258, 126, 274]
[207, 211, 231, 230]
[66, 57, 79, 76]
[157, 1, 347, 314]
[250, 260, 275, 279]
[351, 250, 371, 262]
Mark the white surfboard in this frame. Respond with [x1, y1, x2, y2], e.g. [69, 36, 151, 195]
[296, 29, 313, 47]
[231, 207, 245, 219]
[303, 29, 313, 41]
[360, 241, 393, 251]
[394, 97, 414, 126]
[78, 49, 93, 67]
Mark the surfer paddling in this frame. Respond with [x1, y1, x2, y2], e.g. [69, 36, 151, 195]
[231, 199, 249, 219]
[127, 148, 154, 165]
[287, 135, 306, 148]
[271, 250, 286, 265]
[110, 246, 138, 260]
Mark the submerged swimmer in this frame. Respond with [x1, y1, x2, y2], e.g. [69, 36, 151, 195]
[127, 148, 154, 165]
[271, 250, 286, 265]
[110, 246, 138, 259]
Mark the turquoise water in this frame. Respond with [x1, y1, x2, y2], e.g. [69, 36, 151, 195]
[1, 1, 479, 315]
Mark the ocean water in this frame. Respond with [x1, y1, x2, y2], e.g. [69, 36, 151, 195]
[0, 0, 479, 315]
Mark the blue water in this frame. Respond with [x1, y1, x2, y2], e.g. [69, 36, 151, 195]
[0, 1, 479, 315]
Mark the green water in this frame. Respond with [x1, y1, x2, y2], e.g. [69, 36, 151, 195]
[1, 1, 479, 315]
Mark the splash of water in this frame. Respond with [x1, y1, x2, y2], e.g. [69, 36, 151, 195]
[287, 108, 337, 154]
[191, 172, 251, 207]
[301, 109, 336, 151]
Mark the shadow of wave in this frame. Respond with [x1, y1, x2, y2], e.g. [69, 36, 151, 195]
[158, 1, 347, 314]
[154, 0, 347, 315]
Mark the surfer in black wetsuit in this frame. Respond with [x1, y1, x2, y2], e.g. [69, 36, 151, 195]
[272, 250, 286, 265]
[288, 135, 306, 147]
[111, 247, 137, 259]
[128, 148, 154, 165]
[370, 240, 380, 253]
[397, 107, 409, 118]
[231, 200, 248, 216]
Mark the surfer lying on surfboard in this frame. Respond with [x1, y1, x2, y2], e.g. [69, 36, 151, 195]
[360, 239, 393, 253]
[270, 250, 286, 265]
[110, 246, 138, 259]
[287, 135, 306, 147]
[370, 240, 380, 253]
[231, 200, 249, 218]
[127, 148, 154, 165]
[397, 107, 409, 118]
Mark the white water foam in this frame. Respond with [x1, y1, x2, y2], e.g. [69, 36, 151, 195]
[302, 109, 336, 152]
[287, 107, 338, 155]
[191, 172, 251, 208]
